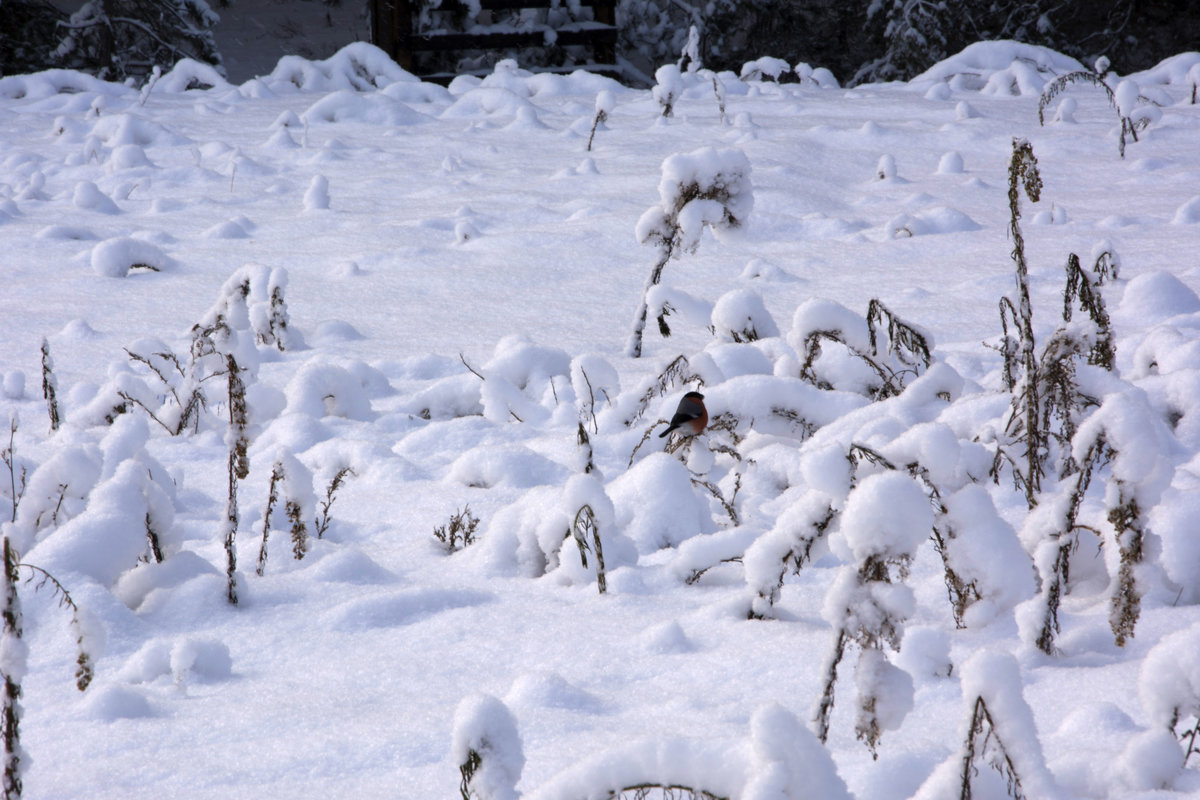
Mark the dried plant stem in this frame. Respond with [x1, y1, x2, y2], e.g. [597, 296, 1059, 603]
[570, 504, 607, 595]
[2, 420, 17, 525]
[628, 245, 673, 358]
[223, 354, 248, 606]
[256, 462, 284, 577]
[40, 339, 60, 433]
[316, 467, 354, 539]
[960, 697, 1026, 800]
[1006, 138, 1044, 508]
[814, 628, 848, 744]
[586, 108, 606, 151]
[2, 537, 22, 800]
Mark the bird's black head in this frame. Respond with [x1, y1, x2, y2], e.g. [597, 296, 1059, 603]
[684, 391, 704, 400]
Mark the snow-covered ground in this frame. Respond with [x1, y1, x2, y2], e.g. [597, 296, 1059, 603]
[3, 39, 1200, 800]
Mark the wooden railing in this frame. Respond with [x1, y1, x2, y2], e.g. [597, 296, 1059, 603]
[370, 0, 618, 83]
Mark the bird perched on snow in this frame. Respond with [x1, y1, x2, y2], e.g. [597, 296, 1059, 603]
[659, 391, 707, 438]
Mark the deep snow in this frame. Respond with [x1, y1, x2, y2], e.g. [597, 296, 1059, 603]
[2, 38, 1200, 800]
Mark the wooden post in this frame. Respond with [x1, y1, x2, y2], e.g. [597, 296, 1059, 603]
[592, 0, 615, 66]
[395, 0, 414, 72]
[369, 0, 414, 71]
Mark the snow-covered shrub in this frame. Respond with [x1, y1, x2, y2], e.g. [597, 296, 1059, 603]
[1037, 59, 1155, 158]
[254, 449, 316, 575]
[25, 456, 172, 587]
[121, 263, 290, 438]
[433, 506, 480, 554]
[740, 56, 791, 83]
[742, 703, 853, 800]
[315, 466, 355, 540]
[609, 452, 712, 554]
[814, 470, 931, 755]
[570, 353, 619, 441]
[1015, 381, 1174, 652]
[561, 473, 615, 594]
[912, 649, 1064, 800]
[452, 694, 523, 800]
[711, 289, 779, 344]
[1140, 622, 1200, 768]
[1, 524, 94, 800]
[789, 298, 932, 399]
[628, 147, 752, 357]
[745, 487, 837, 619]
[651, 64, 682, 117]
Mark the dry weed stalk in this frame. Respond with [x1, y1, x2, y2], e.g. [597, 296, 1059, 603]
[316, 466, 354, 539]
[3, 539, 94, 800]
[569, 504, 607, 595]
[222, 352, 249, 605]
[959, 696, 1027, 800]
[40, 339, 59, 433]
[2, 420, 23, 525]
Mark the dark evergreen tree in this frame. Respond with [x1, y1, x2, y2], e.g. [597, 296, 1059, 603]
[0, 1, 68, 76]
[51, 0, 227, 81]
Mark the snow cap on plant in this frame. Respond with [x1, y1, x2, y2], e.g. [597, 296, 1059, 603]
[451, 693, 523, 800]
[638, 146, 753, 255]
[838, 471, 933, 562]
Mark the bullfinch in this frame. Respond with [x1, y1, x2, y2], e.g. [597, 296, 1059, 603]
[659, 391, 707, 438]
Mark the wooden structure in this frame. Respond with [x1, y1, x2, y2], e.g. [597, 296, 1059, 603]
[370, 0, 618, 82]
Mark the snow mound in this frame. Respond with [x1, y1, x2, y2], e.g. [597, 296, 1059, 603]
[90, 237, 172, 277]
[0, 69, 131, 102]
[885, 206, 980, 238]
[1172, 195, 1200, 224]
[309, 548, 397, 585]
[260, 42, 420, 93]
[912, 41, 1085, 94]
[446, 444, 568, 489]
[441, 88, 538, 120]
[325, 588, 493, 631]
[505, 671, 604, 712]
[82, 685, 155, 722]
[157, 58, 232, 93]
[301, 91, 430, 127]
[1117, 271, 1200, 324]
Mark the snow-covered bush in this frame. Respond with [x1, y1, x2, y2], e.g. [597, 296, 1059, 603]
[254, 448, 316, 575]
[0, 522, 94, 800]
[1141, 622, 1200, 769]
[1037, 59, 1156, 158]
[813, 470, 930, 755]
[711, 289, 779, 344]
[651, 64, 682, 117]
[1021, 387, 1174, 653]
[121, 263, 291, 437]
[912, 649, 1064, 800]
[788, 298, 932, 399]
[743, 703, 853, 800]
[561, 473, 616, 594]
[452, 694, 523, 800]
[628, 147, 752, 357]
[740, 56, 790, 83]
